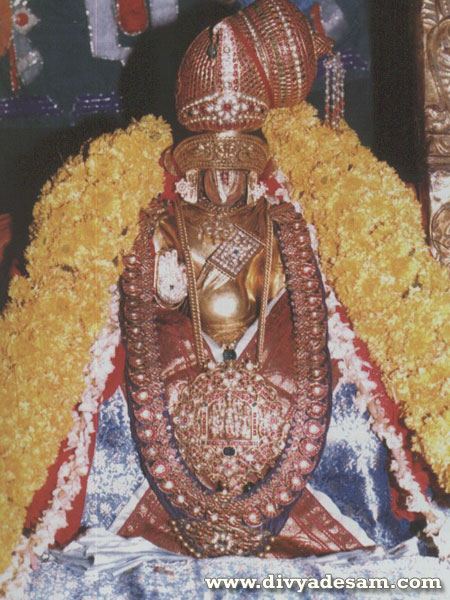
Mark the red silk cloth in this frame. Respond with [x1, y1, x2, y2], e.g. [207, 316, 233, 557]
[118, 485, 365, 558]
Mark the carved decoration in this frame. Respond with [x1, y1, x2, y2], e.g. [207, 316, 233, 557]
[431, 201, 450, 266]
[421, 0, 450, 268]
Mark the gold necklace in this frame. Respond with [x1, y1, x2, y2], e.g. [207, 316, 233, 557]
[196, 193, 247, 244]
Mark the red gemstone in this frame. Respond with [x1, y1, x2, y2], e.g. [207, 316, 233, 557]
[223, 103, 232, 112]
[244, 508, 263, 527]
[136, 407, 154, 424]
[150, 460, 169, 479]
[300, 439, 319, 456]
[137, 425, 155, 442]
[307, 401, 327, 418]
[309, 383, 328, 400]
[289, 473, 305, 491]
[274, 487, 292, 505]
[15, 12, 29, 27]
[261, 501, 279, 518]
[295, 457, 314, 474]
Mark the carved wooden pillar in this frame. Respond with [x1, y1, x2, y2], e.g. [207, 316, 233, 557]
[420, 0, 450, 267]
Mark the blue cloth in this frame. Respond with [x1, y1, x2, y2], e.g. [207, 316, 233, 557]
[81, 383, 411, 548]
[81, 390, 144, 531]
[312, 384, 411, 547]
[27, 539, 450, 600]
[25, 380, 449, 599]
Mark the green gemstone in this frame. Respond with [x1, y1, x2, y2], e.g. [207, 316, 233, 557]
[223, 348, 237, 361]
[207, 43, 217, 59]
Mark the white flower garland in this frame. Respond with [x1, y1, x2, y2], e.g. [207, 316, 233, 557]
[0, 288, 121, 598]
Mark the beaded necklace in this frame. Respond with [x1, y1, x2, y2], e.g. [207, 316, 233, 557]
[122, 196, 331, 557]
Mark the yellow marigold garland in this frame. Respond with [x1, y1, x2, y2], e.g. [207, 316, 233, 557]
[1, 103, 450, 575]
[264, 103, 450, 491]
[0, 116, 172, 573]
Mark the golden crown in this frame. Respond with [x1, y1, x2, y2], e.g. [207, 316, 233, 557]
[172, 0, 332, 174]
[172, 131, 269, 175]
[176, 0, 332, 133]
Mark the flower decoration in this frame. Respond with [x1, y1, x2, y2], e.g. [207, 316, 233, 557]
[1, 102, 449, 580]
[0, 115, 171, 575]
[12, 5, 38, 34]
[5, 0, 42, 91]
[264, 103, 450, 492]
[216, 96, 240, 121]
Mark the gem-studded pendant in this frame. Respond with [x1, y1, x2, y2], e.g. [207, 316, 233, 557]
[172, 360, 291, 494]
[223, 347, 237, 361]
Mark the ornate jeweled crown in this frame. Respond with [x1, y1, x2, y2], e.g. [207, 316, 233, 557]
[176, 0, 332, 133]
[172, 0, 332, 175]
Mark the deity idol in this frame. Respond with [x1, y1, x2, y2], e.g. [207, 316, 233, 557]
[118, 0, 418, 557]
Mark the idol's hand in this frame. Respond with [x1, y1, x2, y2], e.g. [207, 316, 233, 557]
[155, 249, 187, 308]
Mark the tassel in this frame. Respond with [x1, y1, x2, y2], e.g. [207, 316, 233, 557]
[324, 51, 345, 130]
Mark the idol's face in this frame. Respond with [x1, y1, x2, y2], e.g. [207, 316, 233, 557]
[203, 169, 247, 207]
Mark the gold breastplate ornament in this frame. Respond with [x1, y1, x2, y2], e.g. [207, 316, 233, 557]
[172, 199, 291, 496]
[174, 362, 291, 494]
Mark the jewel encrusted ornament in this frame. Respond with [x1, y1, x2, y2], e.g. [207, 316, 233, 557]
[122, 197, 331, 558]
[173, 359, 291, 495]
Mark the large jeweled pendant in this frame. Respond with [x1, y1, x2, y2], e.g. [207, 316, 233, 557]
[172, 360, 291, 494]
